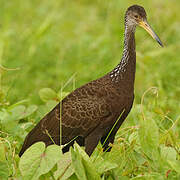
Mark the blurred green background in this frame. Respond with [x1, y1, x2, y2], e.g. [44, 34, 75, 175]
[0, 0, 180, 178]
[0, 0, 179, 110]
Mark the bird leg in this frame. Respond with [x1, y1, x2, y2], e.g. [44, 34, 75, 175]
[85, 128, 102, 156]
[101, 133, 115, 152]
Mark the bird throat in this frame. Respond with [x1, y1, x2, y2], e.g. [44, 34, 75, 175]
[110, 24, 136, 91]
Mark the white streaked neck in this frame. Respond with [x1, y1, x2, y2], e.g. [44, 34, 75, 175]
[110, 23, 136, 82]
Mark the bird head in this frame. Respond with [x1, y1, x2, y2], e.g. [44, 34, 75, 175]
[125, 5, 163, 47]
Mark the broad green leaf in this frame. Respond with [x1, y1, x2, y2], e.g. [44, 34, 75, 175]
[73, 143, 101, 180]
[20, 122, 33, 131]
[21, 105, 38, 118]
[0, 105, 25, 123]
[0, 105, 37, 133]
[68, 174, 79, 180]
[138, 117, 159, 159]
[133, 151, 146, 167]
[39, 88, 58, 102]
[46, 100, 59, 110]
[74, 142, 90, 162]
[82, 158, 101, 180]
[105, 143, 125, 169]
[19, 142, 62, 180]
[10, 105, 26, 119]
[36, 100, 58, 119]
[94, 156, 118, 175]
[8, 99, 29, 109]
[105, 175, 114, 180]
[71, 146, 87, 180]
[0, 107, 36, 134]
[160, 145, 177, 161]
[54, 152, 74, 180]
[0, 106, 25, 132]
[111, 169, 129, 180]
[0, 161, 9, 179]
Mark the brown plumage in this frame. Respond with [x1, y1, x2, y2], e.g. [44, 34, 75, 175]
[19, 5, 163, 157]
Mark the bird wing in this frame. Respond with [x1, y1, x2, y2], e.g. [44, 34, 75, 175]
[39, 83, 111, 143]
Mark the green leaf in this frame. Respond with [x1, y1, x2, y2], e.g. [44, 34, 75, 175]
[37, 100, 58, 119]
[0, 105, 25, 123]
[68, 174, 79, 180]
[0, 143, 6, 162]
[82, 158, 101, 180]
[168, 160, 180, 174]
[22, 105, 38, 118]
[160, 145, 177, 161]
[0, 104, 37, 133]
[39, 88, 58, 102]
[54, 152, 74, 180]
[131, 173, 164, 180]
[10, 105, 26, 119]
[71, 146, 87, 180]
[19, 142, 62, 180]
[57, 91, 69, 101]
[8, 99, 29, 109]
[0, 161, 9, 179]
[138, 117, 159, 159]
[73, 143, 101, 180]
[46, 100, 59, 110]
[0, 106, 26, 132]
[128, 131, 138, 144]
[74, 142, 90, 162]
[105, 143, 126, 171]
[20, 122, 34, 131]
[128, 131, 140, 152]
[94, 156, 118, 175]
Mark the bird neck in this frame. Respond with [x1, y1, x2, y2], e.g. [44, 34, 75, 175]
[109, 23, 136, 92]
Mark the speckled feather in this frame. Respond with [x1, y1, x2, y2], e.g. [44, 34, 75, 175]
[19, 5, 146, 157]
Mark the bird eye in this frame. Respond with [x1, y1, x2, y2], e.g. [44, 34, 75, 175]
[134, 15, 138, 18]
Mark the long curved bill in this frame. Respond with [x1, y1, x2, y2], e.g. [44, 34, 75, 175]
[139, 20, 163, 47]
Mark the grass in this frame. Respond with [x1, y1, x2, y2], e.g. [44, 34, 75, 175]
[0, 0, 180, 179]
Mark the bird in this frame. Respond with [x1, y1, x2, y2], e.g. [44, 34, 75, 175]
[19, 5, 163, 157]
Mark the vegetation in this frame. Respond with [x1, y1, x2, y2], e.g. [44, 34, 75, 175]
[0, 0, 180, 179]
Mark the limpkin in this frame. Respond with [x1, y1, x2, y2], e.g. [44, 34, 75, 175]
[19, 5, 163, 157]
